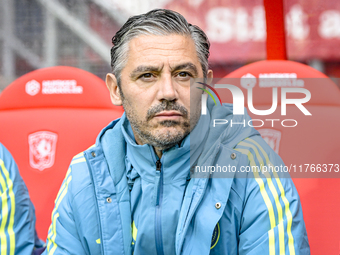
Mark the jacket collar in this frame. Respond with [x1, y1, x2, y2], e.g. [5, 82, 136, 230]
[120, 113, 209, 183]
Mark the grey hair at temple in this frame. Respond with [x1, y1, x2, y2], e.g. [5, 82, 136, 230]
[110, 9, 210, 88]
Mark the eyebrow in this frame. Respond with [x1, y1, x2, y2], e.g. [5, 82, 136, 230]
[130, 65, 164, 78]
[170, 62, 198, 77]
[130, 62, 199, 79]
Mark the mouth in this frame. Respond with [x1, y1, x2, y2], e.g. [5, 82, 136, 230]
[154, 111, 183, 120]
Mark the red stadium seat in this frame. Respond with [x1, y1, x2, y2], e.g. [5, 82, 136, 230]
[0, 66, 124, 239]
[222, 60, 340, 254]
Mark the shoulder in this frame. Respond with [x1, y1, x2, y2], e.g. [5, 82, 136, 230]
[0, 143, 26, 191]
[231, 134, 293, 197]
[0, 143, 17, 174]
[65, 145, 97, 198]
[233, 134, 285, 169]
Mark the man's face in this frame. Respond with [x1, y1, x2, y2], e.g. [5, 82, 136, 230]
[107, 34, 211, 150]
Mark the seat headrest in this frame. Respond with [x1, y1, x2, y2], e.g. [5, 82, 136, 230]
[0, 66, 116, 110]
[222, 60, 340, 106]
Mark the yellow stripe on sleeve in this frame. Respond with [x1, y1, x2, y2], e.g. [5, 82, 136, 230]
[71, 157, 86, 165]
[48, 167, 72, 251]
[47, 173, 72, 255]
[246, 138, 296, 255]
[0, 159, 16, 255]
[239, 141, 285, 255]
[46, 225, 53, 252]
[0, 160, 9, 255]
[49, 213, 60, 255]
[235, 148, 276, 255]
[87, 144, 95, 150]
[73, 152, 84, 159]
[54, 168, 71, 204]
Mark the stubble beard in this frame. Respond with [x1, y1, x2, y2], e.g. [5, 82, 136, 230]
[122, 99, 201, 151]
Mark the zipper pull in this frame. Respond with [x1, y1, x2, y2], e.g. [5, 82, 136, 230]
[154, 159, 162, 206]
[156, 160, 162, 172]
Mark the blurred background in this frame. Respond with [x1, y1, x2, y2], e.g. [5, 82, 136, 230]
[1, 1, 339, 253]
[0, 0, 340, 92]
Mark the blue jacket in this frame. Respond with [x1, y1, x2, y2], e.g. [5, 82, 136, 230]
[43, 102, 309, 255]
[0, 143, 44, 255]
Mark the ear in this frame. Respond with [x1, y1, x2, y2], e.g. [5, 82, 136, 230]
[207, 69, 213, 85]
[106, 73, 123, 106]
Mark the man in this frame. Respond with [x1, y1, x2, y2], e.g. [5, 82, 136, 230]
[0, 143, 45, 254]
[44, 9, 309, 255]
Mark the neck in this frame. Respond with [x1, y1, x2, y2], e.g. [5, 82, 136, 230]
[153, 147, 163, 159]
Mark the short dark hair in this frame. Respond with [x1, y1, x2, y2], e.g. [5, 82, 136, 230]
[110, 9, 210, 86]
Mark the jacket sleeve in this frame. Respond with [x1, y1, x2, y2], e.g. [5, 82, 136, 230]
[43, 156, 87, 255]
[0, 143, 37, 255]
[234, 136, 310, 255]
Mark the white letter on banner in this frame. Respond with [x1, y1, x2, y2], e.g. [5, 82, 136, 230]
[215, 84, 245, 115]
[281, 88, 311, 115]
[214, 119, 228, 127]
[201, 94, 208, 115]
[248, 87, 278, 115]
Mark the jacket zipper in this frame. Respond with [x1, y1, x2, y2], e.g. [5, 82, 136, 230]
[155, 159, 165, 255]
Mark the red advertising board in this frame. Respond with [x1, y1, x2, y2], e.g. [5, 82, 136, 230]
[165, 0, 340, 63]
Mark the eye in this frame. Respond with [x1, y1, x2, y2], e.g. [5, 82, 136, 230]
[140, 73, 153, 79]
[175, 72, 193, 82]
[177, 72, 191, 78]
[137, 73, 156, 82]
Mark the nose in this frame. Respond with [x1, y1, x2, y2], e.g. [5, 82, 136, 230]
[157, 74, 178, 102]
